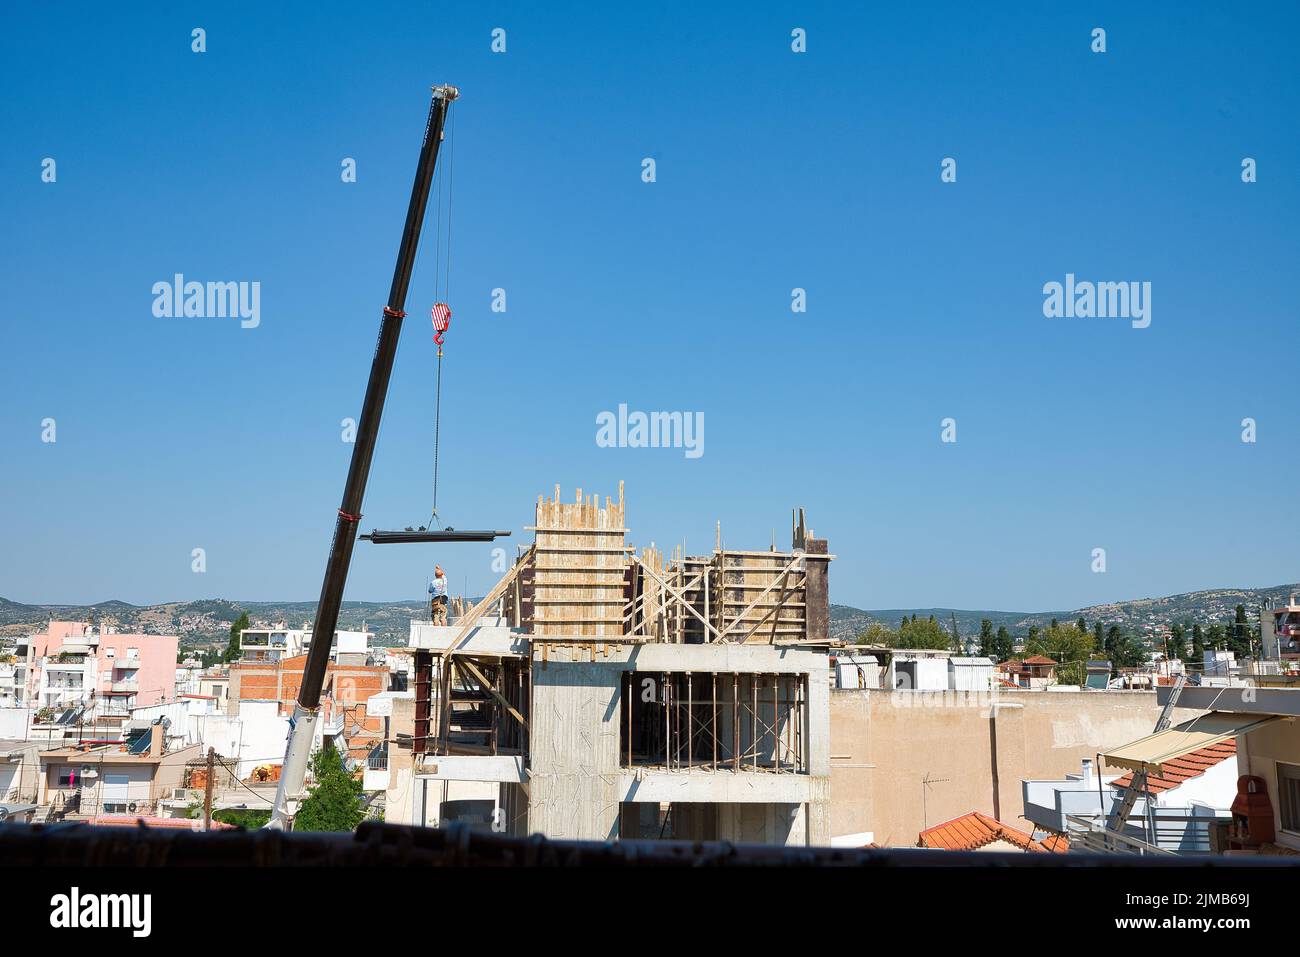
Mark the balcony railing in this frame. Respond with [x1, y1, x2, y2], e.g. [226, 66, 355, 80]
[1064, 811, 1226, 855]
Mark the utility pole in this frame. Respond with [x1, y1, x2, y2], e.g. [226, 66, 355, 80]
[203, 747, 215, 832]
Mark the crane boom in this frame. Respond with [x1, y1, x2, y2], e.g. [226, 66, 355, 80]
[267, 84, 459, 830]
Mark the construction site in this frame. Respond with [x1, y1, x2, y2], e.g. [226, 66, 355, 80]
[397, 483, 835, 844]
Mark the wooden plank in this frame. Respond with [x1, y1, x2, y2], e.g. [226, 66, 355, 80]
[454, 656, 529, 731]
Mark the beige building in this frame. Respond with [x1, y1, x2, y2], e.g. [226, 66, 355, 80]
[38, 724, 199, 821]
[828, 687, 1191, 846]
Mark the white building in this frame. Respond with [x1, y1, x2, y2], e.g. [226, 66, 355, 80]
[0, 661, 18, 708]
[887, 650, 952, 691]
[949, 656, 994, 691]
[239, 626, 372, 665]
[37, 654, 100, 710]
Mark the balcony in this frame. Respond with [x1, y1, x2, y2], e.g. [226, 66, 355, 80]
[108, 681, 139, 694]
[363, 745, 390, 792]
[1063, 809, 1229, 855]
[46, 661, 89, 673]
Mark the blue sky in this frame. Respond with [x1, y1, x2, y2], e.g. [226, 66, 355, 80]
[2, 3, 1297, 611]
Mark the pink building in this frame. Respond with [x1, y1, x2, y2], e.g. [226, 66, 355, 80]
[23, 620, 178, 711]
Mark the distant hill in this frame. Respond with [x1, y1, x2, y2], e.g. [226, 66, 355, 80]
[5, 581, 1297, 649]
[831, 582, 1300, 641]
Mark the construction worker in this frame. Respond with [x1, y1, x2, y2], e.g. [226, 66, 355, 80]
[428, 564, 449, 625]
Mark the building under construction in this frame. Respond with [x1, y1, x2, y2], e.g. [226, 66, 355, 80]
[398, 483, 834, 845]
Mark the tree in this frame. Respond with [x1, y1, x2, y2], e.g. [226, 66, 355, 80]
[1077, 617, 1088, 637]
[1025, 622, 1094, 685]
[1169, 623, 1186, 661]
[1106, 629, 1147, 671]
[978, 619, 995, 657]
[1093, 621, 1104, 651]
[949, 612, 962, 653]
[891, 616, 952, 650]
[294, 741, 365, 832]
[224, 611, 250, 664]
[1191, 623, 1205, 660]
[857, 621, 896, 646]
[214, 808, 271, 828]
[1229, 605, 1252, 657]
[993, 626, 1014, 662]
[1207, 622, 1225, 652]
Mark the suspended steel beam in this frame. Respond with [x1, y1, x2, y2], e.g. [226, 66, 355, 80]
[361, 529, 511, 544]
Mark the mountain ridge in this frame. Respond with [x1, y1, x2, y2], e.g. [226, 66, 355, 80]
[3, 582, 1296, 648]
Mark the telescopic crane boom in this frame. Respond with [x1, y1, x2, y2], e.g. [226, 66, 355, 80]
[267, 85, 460, 830]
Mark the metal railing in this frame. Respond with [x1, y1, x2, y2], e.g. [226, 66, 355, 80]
[1065, 811, 1223, 855]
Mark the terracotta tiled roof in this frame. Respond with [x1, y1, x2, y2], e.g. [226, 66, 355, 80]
[1039, 832, 1070, 853]
[918, 811, 1067, 853]
[1021, 655, 1058, 665]
[1111, 739, 1236, 794]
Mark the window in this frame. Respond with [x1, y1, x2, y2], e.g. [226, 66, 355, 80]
[1279, 762, 1300, 834]
[127, 647, 139, 660]
[104, 647, 116, 658]
[56, 769, 77, 787]
[102, 802, 129, 814]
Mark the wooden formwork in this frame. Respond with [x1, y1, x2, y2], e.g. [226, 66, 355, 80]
[711, 549, 809, 643]
[678, 555, 711, 644]
[527, 483, 630, 636]
[460, 485, 827, 646]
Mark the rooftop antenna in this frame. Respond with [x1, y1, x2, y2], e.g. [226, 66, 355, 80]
[920, 772, 951, 832]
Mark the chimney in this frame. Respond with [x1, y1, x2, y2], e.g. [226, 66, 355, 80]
[1081, 758, 1094, 788]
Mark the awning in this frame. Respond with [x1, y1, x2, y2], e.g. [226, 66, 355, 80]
[1101, 712, 1283, 775]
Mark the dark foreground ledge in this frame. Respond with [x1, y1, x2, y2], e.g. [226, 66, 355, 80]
[3, 821, 1298, 867]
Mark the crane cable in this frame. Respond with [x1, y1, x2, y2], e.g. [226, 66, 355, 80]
[429, 102, 456, 528]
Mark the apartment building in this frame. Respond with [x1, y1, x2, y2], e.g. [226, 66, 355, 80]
[16, 621, 177, 713]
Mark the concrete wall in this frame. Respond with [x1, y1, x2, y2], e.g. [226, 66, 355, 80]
[188, 702, 291, 779]
[527, 649, 624, 840]
[0, 708, 33, 739]
[829, 688, 1195, 846]
[526, 642, 831, 844]
[0, 744, 39, 802]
